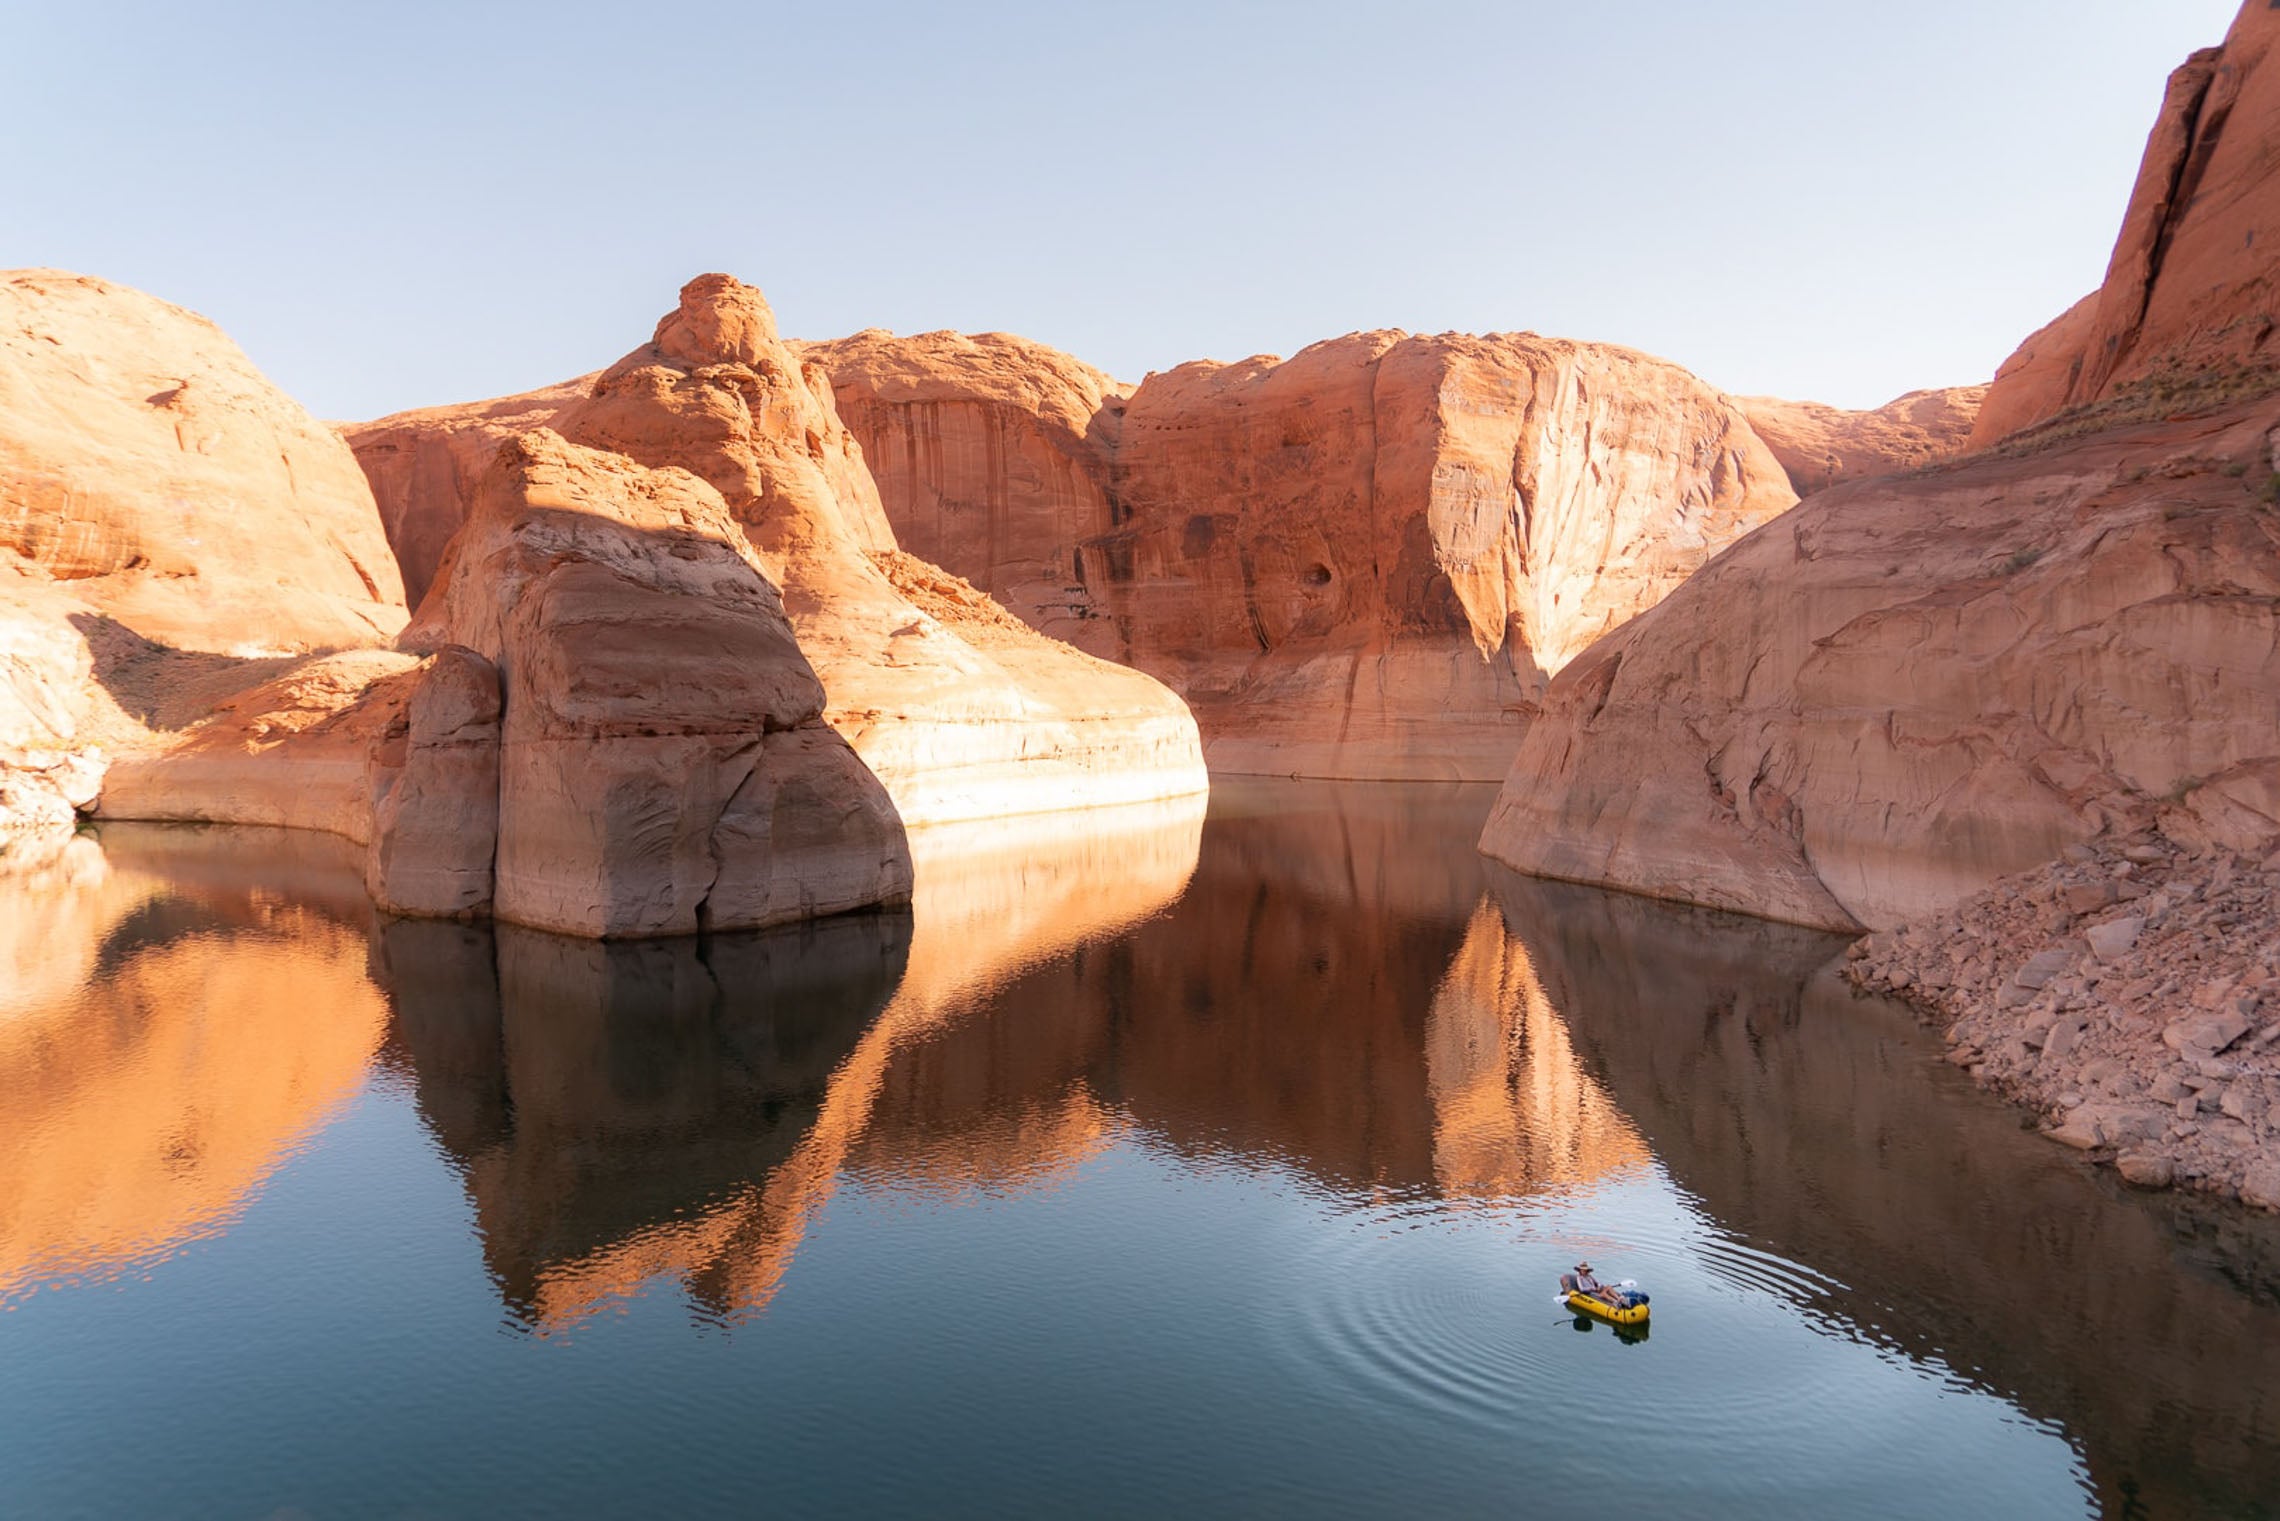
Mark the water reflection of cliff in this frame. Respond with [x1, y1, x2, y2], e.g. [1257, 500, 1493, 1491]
[847, 781, 1648, 1202]
[1482, 867, 2280, 1520]
[380, 793, 1209, 1331]
[0, 826, 387, 1304]
[378, 783, 1657, 1331]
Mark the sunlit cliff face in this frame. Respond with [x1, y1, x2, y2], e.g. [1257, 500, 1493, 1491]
[0, 829, 388, 1304]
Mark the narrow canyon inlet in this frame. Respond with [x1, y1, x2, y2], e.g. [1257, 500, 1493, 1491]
[5, 785, 2276, 1519]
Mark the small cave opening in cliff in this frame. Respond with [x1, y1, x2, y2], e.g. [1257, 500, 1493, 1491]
[1303, 563, 1333, 588]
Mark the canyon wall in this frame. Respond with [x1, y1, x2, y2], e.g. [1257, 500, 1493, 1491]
[809, 329, 1800, 780]
[3, 269, 1199, 938]
[388, 429, 912, 937]
[1737, 386, 1986, 496]
[1971, 4, 2280, 446]
[1, 269, 411, 840]
[347, 374, 595, 605]
[1480, 1, 2280, 930]
[349, 277, 1207, 828]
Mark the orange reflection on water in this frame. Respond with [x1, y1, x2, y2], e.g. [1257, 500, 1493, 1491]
[0, 829, 387, 1304]
[1425, 900, 1652, 1201]
[413, 793, 1207, 1334]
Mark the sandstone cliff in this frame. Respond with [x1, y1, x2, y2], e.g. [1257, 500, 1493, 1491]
[812, 328, 1799, 780]
[391, 428, 911, 937]
[1480, 1, 2280, 932]
[353, 276, 1207, 825]
[345, 374, 596, 605]
[1479, 395, 2280, 930]
[1738, 386, 1986, 496]
[795, 328, 1131, 662]
[0, 270, 410, 842]
[1971, 3, 2280, 446]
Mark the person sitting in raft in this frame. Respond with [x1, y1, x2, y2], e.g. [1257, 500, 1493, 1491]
[1573, 1262, 1619, 1305]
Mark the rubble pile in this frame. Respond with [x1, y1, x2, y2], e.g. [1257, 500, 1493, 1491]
[1847, 831, 2280, 1209]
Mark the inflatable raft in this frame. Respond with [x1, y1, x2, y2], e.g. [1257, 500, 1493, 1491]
[1560, 1273, 1649, 1326]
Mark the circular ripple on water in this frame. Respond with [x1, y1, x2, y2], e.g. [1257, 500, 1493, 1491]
[1272, 1196, 1568, 1435]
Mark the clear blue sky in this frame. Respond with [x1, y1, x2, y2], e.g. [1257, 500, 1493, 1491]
[1, 1, 2245, 419]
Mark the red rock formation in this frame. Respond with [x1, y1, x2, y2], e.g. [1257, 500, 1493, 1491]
[0, 270, 405, 652]
[1972, 4, 2280, 446]
[1, 270, 411, 838]
[1480, 396, 2280, 930]
[1737, 386, 1987, 495]
[816, 328, 1798, 780]
[344, 374, 596, 605]
[1482, 7, 2280, 931]
[352, 276, 1208, 826]
[796, 329, 1131, 660]
[400, 429, 911, 937]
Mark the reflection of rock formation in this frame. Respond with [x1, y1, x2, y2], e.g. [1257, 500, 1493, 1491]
[1425, 901, 1649, 1200]
[381, 793, 1207, 1331]
[1483, 866, 2280, 1520]
[382, 917, 908, 1330]
[851, 783, 1647, 1207]
[0, 824, 387, 1303]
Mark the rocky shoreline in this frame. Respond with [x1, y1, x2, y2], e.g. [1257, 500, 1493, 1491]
[1846, 831, 2280, 1210]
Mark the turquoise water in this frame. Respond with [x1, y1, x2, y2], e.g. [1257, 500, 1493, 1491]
[3, 782, 2276, 1518]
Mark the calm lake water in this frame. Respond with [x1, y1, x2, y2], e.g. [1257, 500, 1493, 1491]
[4, 781, 2279, 1519]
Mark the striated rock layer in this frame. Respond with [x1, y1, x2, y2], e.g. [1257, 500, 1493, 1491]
[1971, 3, 2280, 447]
[809, 328, 1799, 780]
[394, 429, 911, 937]
[351, 276, 1207, 825]
[0, 269, 409, 843]
[1482, 3, 2280, 932]
[1737, 386, 1986, 496]
[1480, 396, 2280, 930]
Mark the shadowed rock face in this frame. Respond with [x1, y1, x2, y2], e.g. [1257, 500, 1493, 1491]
[808, 328, 1799, 780]
[395, 429, 911, 938]
[345, 374, 597, 606]
[1972, 3, 2280, 446]
[346, 276, 1208, 828]
[1482, 8, 2280, 931]
[1482, 868, 2280, 1520]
